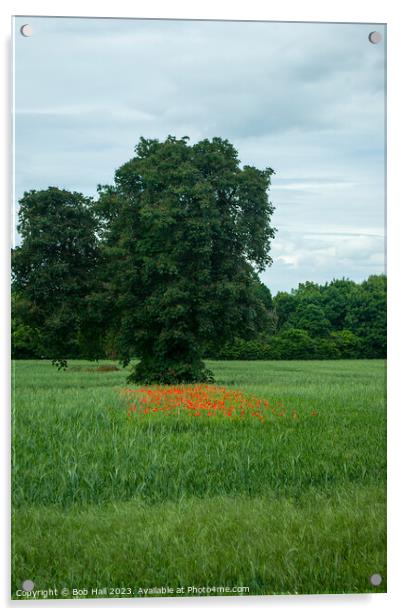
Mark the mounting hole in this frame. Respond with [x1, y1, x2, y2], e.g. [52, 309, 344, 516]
[20, 24, 33, 37]
[22, 579, 35, 591]
[368, 31, 382, 44]
[369, 573, 382, 586]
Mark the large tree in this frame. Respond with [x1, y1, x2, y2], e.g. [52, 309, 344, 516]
[12, 187, 102, 362]
[96, 136, 276, 383]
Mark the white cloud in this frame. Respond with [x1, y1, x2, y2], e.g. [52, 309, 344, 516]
[263, 229, 385, 293]
[13, 17, 386, 292]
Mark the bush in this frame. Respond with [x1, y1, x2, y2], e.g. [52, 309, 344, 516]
[273, 329, 316, 360]
[312, 337, 340, 360]
[11, 322, 41, 359]
[330, 330, 361, 359]
[206, 330, 362, 362]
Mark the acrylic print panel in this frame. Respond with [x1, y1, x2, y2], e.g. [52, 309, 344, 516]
[11, 16, 386, 600]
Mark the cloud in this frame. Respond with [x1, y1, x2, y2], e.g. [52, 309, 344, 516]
[262, 228, 385, 293]
[13, 17, 386, 292]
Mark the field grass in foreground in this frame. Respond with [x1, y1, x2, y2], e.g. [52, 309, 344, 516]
[11, 359, 387, 597]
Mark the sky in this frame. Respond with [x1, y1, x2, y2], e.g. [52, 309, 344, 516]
[13, 17, 386, 294]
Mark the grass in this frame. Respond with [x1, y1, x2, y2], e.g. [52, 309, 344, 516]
[11, 359, 387, 598]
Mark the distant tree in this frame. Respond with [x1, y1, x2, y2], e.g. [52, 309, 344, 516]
[330, 329, 361, 359]
[253, 277, 273, 311]
[210, 337, 273, 361]
[294, 281, 322, 302]
[273, 291, 298, 330]
[269, 275, 386, 360]
[291, 302, 331, 337]
[312, 336, 340, 360]
[11, 187, 101, 362]
[322, 278, 357, 330]
[273, 328, 316, 360]
[344, 274, 386, 358]
[11, 290, 41, 359]
[95, 136, 276, 383]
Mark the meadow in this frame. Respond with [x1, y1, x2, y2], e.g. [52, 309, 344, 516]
[11, 359, 387, 598]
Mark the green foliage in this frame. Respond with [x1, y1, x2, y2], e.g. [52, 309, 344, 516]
[95, 136, 276, 383]
[264, 274, 386, 361]
[272, 291, 297, 330]
[11, 291, 42, 359]
[273, 328, 316, 360]
[290, 302, 331, 337]
[344, 275, 387, 358]
[322, 278, 358, 329]
[11, 321, 39, 359]
[128, 354, 214, 385]
[11, 188, 102, 362]
[209, 337, 273, 360]
[216, 275, 385, 361]
[51, 358, 68, 371]
[330, 329, 362, 359]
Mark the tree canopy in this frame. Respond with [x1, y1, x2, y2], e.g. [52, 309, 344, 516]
[94, 136, 276, 383]
[11, 187, 101, 363]
[211, 274, 386, 361]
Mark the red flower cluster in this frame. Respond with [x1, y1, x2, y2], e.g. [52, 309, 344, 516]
[121, 384, 318, 424]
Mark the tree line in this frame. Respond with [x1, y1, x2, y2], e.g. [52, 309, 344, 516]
[11, 135, 386, 381]
[207, 275, 386, 360]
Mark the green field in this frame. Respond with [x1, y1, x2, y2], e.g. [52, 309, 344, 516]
[11, 359, 387, 598]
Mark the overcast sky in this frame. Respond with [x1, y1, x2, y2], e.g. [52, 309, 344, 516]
[13, 17, 386, 294]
